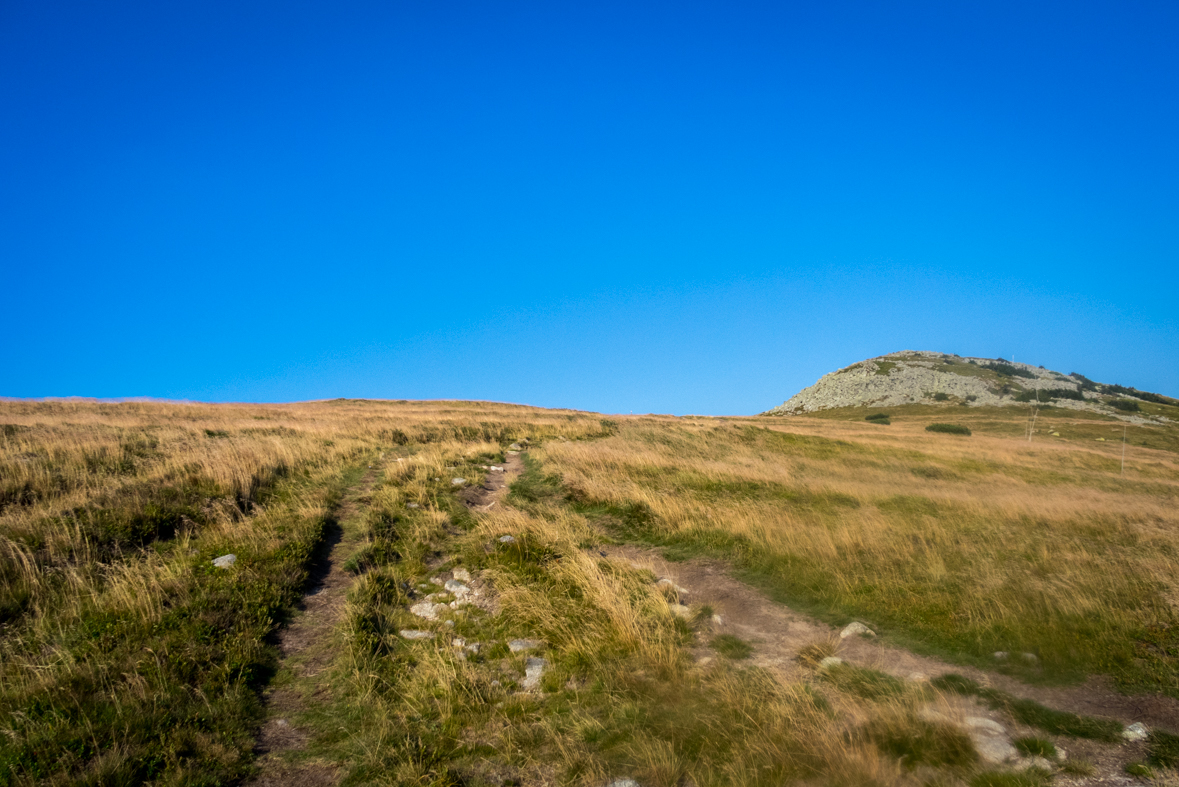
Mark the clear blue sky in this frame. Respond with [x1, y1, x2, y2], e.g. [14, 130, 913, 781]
[2, 1, 1176, 413]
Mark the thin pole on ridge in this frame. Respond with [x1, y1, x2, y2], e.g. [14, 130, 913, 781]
[1121, 424, 1127, 474]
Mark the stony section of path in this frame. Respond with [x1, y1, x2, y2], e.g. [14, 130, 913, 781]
[459, 448, 524, 511]
[249, 465, 382, 787]
[606, 545, 1179, 784]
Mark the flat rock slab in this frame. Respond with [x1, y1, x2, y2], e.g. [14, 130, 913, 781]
[509, 638, 542, 652]
[212, 554, 237, 569]
[410, 601, 445, 621]
[400, 630, 434, 640]
[522, 657, 546, 690]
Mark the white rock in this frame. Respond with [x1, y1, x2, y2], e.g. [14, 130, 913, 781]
[917, 707, 952, 724]
[452, 637, 466, 647]
[498, 535, 516, 543]
[965, 717, 1007, 735]
[971, 733, 1018, 764]
[443, 620, 455, 629]
[909, 672, 928, 682]
[212, 554, 237, 569]
[819, 656, 843, 669]
[451, 478, 466, 486]
[452, 568, 472, 582]
[509, 638, 542, 652]
[522, 657, 546, 689]
[1123, 722, 1149, 741]
[400, 630, 433, 640]
[993, 651, 1009, 660]
[670, 603, 692, 619]
[711, 614, 724, 625]
[840, 622, 876, 639]
[606, 780, 640, 787]
[444, 580, 470, 596]
[509, 443, 522, 450]
[490, 466, 504, 471]
[1020, 652, 1039, 664]
[410, 601, 444, 621]
[406, 502, 420, 508]
[1016, 756, 1054, 771]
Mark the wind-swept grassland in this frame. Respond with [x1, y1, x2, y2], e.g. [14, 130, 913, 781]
[2, 399, 1176, 787]
[539, 411, 1179, 695]
[0, 400, 608, 785]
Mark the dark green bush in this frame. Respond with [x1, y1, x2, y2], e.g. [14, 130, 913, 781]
[1108, 399, 1140, 412]
[933, 393, 950, 402]
[865, 413, 891, 421]
[983, 362, 1036, 379]
[925, 424, 971, 436]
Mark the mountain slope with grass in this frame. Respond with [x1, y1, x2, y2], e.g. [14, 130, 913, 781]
[2, 397, 1178, 786]
[763, 351, 1178, 422]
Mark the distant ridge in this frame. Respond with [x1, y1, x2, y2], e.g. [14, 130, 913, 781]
[763, 350, 1174, 422]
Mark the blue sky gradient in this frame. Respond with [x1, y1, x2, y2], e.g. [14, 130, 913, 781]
[2, 1, 1176, 413]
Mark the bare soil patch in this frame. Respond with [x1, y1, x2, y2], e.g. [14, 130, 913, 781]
[249, 466, 380, 787]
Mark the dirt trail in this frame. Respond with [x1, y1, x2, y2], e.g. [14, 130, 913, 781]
[460, 449, 524, 511]
[609, 545, 1179, 731]
[250, 464, 382, 787]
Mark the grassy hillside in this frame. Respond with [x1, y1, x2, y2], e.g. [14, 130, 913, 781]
[1, 399, 1176, 786]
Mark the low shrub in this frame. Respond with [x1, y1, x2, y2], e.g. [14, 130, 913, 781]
[933, 392, 950, 402]
[983, 362, 1036, 379]
[1109, 399, 1140, 412]
[865, 413, 891, 421]
[925, 424, 971, 436]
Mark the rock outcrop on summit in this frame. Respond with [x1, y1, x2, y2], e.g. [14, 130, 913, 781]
[763, 350, 1171, 422]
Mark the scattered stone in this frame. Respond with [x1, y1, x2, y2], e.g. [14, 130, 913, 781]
[993, 651, 1009, 660]
[452, 478, 467, 486]
[971, 731, 1018, 764]
[656, 578, 689, 597]
[406, 502, 420, 509]
[917, 708, 951, 725]
[400, 630, 434, 640]
[1123, 722, 1149, 741]
[840, 622, 875, 639]
[669, 603, 692, 619]
[212, 554, 237, 569]
[965, 717, 1006, 735]
[464, 642, 481, 655]
[819, 656, 843, 669]
[444, 580, 471, 596]
[410, 601, 444, 621]
[489, 466, 503, 471]
[452, 637, 466, 648]
[509, 638, 542, 653]
[909, 672, 928, 682]
[452, 567, 472, 582]
[430, 576, 445, 586]
[276, 718, 288, 727]
[1056, 747, 1067, 761]
[606, 780, 640, 787]
[1017, 757, 1054, 771]
[522, 657, 547, 690]
[498, 535, 516, 543]
[490, 680, 501, 688]
[444, 620, 455, 629]
[711, 614, 724, 625]
[1020, 652, 1039, 664]
[509, 443, 522, 450]
[698, 656, 713, 666]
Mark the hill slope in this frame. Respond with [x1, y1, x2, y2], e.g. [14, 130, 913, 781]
[763, 350, 1175, 421]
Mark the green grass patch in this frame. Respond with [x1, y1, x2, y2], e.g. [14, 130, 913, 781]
[931, 675, 1121, 741]
[710, 634, 753, 660]
[926, 423, 972, 435]
[1148, 729, 1179, 768]
[970, 769, 1053, 787]
[864, 713, 977, 768]
[1013, 737, 1057, 758]
[822, 663, 907, 701]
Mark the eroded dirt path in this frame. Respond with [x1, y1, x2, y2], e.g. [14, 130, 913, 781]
[250, 464, 382, 787]
[459, 449, 524, 511]
[610, 545, 1179, 729]
[605, 545, 1177, 783]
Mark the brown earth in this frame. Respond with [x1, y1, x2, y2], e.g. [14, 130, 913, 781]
[249, 464, 382, 787]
